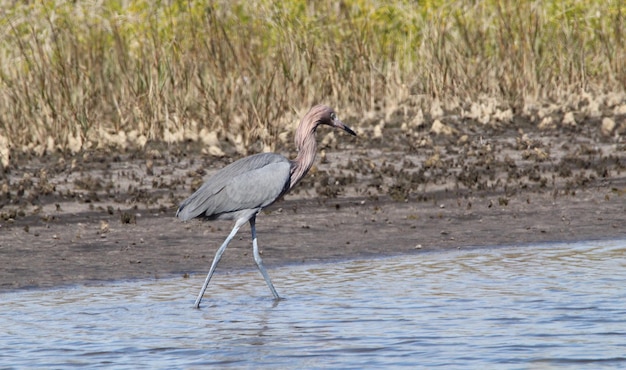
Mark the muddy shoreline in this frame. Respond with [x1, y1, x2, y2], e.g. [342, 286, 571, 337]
[1, 112, 625, 292]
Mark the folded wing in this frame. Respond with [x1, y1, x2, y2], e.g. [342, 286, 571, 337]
[176, 153, 291, 221]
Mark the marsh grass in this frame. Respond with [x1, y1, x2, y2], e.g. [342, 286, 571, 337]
[0, 0, 624, 162]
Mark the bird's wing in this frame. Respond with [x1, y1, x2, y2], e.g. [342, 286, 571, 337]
[176, 153, 291, 221]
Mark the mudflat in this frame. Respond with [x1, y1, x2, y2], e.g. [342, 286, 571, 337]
[1, 113, 625, 292]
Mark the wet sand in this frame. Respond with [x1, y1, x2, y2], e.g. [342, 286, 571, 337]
[1, 112, 625, 292]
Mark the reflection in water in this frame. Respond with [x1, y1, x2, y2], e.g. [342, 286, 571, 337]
[2, 240, 626, 368]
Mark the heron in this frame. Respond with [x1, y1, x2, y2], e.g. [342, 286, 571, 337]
[177, 105, 356, 308]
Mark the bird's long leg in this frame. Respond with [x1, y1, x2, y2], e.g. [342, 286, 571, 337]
[250, 216, 281, 300]
[193, 218, 246, 309]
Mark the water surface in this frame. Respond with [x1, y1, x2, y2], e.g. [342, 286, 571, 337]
[2, 240, 626, 368]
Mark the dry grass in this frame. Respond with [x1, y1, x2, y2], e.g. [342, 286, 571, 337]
[0, 0, 624, 164]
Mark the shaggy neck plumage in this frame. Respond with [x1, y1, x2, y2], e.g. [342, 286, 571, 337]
[290, 125, 318, 189]
[288, 105, 334, 190]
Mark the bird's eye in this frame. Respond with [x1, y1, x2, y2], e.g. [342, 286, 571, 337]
[330, 112, 337, 120]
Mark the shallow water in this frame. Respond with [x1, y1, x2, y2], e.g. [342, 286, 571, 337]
[2, 240, 626, 368]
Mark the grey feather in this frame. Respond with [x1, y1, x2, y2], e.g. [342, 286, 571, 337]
[176, 153, 291, 221]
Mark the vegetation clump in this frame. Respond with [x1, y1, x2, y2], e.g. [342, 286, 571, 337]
[0, 0, 624, 163]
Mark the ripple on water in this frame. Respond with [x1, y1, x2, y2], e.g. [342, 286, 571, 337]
[1, 240, 626, 368]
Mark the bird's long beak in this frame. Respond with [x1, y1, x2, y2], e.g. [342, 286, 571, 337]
[334, 119, 357, 136]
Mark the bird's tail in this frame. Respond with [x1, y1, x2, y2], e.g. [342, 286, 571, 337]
[175, 200, 193, 221]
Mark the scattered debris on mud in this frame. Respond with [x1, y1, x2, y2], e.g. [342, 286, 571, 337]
[0, 106, 625, 291]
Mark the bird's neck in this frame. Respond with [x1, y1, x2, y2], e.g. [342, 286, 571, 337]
[290, 134, 317, 189]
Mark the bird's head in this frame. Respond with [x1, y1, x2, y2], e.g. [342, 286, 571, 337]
[291, 104, 357, 189]
[307, 105, 357, 137]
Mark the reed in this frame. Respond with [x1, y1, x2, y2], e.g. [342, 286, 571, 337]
[0, 0, 624, 161]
